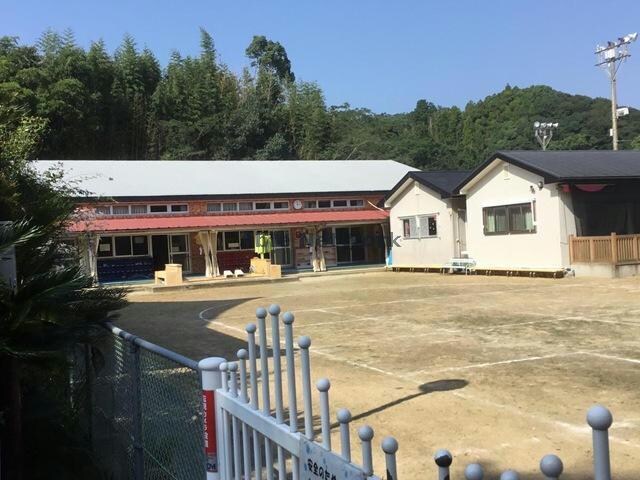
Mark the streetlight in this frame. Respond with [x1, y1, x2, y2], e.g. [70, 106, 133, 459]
[595, 32, 638, 150]
[534, 122, 559, 150]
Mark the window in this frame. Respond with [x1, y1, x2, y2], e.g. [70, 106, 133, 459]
[130, 204, 147, 214]
[114, 236, 132, 256]
[224, 231, 240, 250]
[132, 235, 149, 255]
[255, 202, 271, 210]
[223, 203, 238, 212]
[171, 204, 188, 212]
[239, 202, 253, 211]
[97, 236, 113, 257]
[170, 234, 188, 253]
[305, 200, 317, 209]
[96, 206, 111, 215]
[483, 203, 535, 235]
[208, 203, 222, 212]
[402, 218, 417, 239]
[349, 199, 364, 207]
[273, 201, 289, 210]
[321, 228, 334, 245]
[332, 200, 348, 207]
[318, 200, 331, 208]
[418, 215, 437, 237]
[240, 231, 255, 250]
[149, 205, 168, 213]
[169, 234, 190, 270]
[112, 205, 130, 215]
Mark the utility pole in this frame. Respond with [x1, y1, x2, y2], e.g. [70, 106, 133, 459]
[534, 122, 558, 150]
[595, 33, 637, 150]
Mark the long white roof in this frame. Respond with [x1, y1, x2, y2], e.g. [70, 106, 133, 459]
[31, 160, 416, 198]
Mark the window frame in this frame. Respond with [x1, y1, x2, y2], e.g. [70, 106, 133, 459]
[400, 217, 418, 239]
[96, 205, 112, 215]
[254, 201, 272, 211]
[418, 214, 438, 238]
[149, 205, 169, 214]
[483, 202, 536, 236]
[170, 204, 188, 213]
[130, 204, 148, 215]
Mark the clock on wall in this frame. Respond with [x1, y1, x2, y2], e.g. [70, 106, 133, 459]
[293, 200, 303, 210]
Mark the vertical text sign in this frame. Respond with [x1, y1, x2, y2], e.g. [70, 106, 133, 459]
[203, 390, 218, 473]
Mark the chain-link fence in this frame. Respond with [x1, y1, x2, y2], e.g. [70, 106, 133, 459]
[86, 325, 205, 480]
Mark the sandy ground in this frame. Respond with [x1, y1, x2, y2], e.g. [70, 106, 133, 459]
[116, 271, 640, 479]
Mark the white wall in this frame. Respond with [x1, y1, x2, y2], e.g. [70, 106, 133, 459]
[388, 181, 457, 265]
[464, 160, 577, 269]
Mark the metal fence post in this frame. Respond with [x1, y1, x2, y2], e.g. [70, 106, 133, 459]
[540, 454, 563, 480]
[199, 357, 226, 480]
[464, 464, 484, 480]
[382, 437, 399, 480]
[358, 426, 374, 476]
[499, 470, 519, 480]
[434, 449, 452, 480]
[129, 339, 144, 480]
[587, 405, 613, 480]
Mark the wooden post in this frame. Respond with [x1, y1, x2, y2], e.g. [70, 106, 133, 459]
[611, 233, 618, 265]
[589, 238, 596, 262]
[568, 234, 575, 263]
[633, 235, 639, 262]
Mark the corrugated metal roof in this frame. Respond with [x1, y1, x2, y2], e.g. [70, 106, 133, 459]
[69, 209, 389, 233]
[32, 160, 417, 198]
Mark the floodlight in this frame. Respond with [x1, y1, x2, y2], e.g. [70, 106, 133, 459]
[534, 121, 559, 150]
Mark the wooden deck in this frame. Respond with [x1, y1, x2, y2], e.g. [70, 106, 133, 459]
[389, 265, 565, 278]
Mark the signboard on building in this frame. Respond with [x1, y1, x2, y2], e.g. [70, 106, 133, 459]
[299, 438, 366, 480]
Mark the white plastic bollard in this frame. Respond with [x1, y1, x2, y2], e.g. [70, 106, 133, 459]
[199, 357, 225, 480]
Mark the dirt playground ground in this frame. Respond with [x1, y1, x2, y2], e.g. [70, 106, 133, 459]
[117, 271, 640, 479]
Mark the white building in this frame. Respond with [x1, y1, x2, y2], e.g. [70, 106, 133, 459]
[388, 151, 640, 277]
[384, 171, 469, 266]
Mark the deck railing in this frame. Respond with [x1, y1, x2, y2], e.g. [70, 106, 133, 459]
[569, 233, 640, 264]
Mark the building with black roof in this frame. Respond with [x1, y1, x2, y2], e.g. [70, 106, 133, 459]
[387, 150, 640, 277]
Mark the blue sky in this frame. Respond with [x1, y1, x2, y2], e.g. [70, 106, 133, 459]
[4, 0, 640, 113]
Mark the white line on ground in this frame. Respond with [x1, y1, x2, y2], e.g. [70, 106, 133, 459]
[406, 352, 582, 377]
[451, 390, 640, 449]
[584, 352, 640, 364]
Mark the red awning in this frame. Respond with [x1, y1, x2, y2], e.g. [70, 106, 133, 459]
[68, 209, 389, 233]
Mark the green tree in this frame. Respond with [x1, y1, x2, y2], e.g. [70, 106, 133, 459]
[0, 120, 126, 477]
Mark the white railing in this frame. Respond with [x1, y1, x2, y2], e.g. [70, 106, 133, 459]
[200, 304, 397, 480]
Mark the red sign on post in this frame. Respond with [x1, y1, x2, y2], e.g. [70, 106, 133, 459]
[203, 390, 218, 473]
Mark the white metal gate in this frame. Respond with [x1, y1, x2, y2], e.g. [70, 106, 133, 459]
[200, 304, 397, 480]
